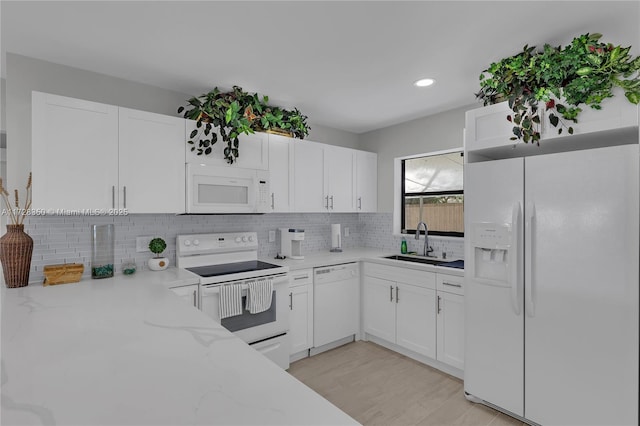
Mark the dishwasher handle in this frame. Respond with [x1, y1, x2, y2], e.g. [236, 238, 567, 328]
[314, 263, 359, 284]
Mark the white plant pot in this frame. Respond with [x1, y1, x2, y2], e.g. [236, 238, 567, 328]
[147, 257, 169, 271]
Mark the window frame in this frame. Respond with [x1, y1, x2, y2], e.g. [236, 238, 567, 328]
[398, 149, 464, 238]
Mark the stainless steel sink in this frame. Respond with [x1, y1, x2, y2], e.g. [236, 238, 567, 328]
[382, 255, 465, 269]
[383, 255, 444, 265]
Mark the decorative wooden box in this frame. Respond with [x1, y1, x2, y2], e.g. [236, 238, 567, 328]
[43, 263, 84, 286]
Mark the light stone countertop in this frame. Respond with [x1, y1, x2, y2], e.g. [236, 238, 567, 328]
[0, 270, 358, 426]
[265, 247, 464, 277]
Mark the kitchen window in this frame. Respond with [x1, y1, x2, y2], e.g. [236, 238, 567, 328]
[401, 151, 464, 237]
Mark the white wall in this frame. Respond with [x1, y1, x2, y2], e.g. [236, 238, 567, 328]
[5, 54, 192, 192]
[308, 122, 360, 149]
[5, 53, 360, 190]
[1, 77, 6, 236]
[358, 104, 474, 212]
[1, 77, 6, 132]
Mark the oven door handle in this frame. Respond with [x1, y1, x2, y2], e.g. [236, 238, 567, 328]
[202, 276, 288, 294]
[202, 284, 247, 295]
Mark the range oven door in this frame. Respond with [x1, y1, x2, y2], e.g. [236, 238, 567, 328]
[201, 274, 290, 368]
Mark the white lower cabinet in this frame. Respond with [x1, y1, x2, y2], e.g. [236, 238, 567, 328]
[169, 284, 199, 309]
[288, 269, 314, 359]
[362, 276, 396, 342]
[363, 264, 437, 358]
[396, 282, 437, 358]
[363, 263, 464, 373]
[436, 291, 464, 369]
[436, 273, 464, 370]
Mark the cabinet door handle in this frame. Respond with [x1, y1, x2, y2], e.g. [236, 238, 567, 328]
[437, 295, 442, 314]
[390, 285, 394, 302]
[329, 195, 334, 210]
[395, 286, 399, 303]
[193, 290, 197, 308]
[293, 275, 308, 281]
[443, 282, 462, 288]
[271, 193, 275, 210]
[289, 292, 293, 310]
[123, 186, 127, 209]
[324, 195, 329, 209]
[112, 186, 115, 208]
[358, 197, 362, 210]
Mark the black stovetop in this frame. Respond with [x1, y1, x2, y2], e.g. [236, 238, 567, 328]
[186, 260, 281, 278]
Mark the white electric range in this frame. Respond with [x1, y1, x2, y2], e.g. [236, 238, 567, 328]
[176, 232, 290, 369]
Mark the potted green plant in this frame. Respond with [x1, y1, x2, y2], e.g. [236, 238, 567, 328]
[147, 237, 168, 271]
[177, 86, 310, 164]
[476, 33, 640, 144]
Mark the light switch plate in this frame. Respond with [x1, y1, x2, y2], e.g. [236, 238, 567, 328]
[344, 227, 350, 237]
[268, 230, 276, 243]
[136, 236, 154, 253]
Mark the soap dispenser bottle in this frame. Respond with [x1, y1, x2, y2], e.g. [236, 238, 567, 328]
[400, 238, 408, 254]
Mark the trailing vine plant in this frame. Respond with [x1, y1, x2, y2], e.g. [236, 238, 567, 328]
[476, 33, 640, 144]
[178, 86, 310, 163]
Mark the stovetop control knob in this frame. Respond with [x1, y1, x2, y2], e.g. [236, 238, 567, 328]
[241, 236, 248, 242]
[248, 235, 254, 242]
[193, 239, 200, 246]
[235, 237, 242, 243]
[184, 240, 191, 246]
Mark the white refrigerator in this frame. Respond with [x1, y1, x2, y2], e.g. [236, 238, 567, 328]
[464, 144, 639, 425]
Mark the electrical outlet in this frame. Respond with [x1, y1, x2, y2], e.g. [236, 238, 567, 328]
[136, 236, 154, 253]
[268, 230, 276, 243]
[344, 227, 350, 237]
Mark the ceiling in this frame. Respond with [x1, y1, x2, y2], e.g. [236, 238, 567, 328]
[2, 1, 639, 134]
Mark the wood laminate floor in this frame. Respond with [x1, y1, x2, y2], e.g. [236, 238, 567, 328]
[288, 341, 525, 426]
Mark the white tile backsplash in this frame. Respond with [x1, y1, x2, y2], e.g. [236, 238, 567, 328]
[358, 213, 465, 260]
[20, 212, 463, 284]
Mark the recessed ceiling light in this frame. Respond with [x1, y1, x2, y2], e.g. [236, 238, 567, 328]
[414, 78, 435, 87]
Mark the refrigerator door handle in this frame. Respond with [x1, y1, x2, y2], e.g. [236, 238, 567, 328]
[510, 202, 522, 315]
[525, 202, 536, 317]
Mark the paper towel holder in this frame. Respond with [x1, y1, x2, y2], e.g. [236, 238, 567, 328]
[330, 223, 343, 252]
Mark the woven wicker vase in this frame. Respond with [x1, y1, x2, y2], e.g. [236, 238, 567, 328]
[0, 224, 34, 288]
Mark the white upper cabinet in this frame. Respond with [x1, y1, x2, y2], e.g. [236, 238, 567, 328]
[32, 92, 119, 211]
[355, 150, 377, 212]
[323, 145, 355, 212]
[292, 140, 325, 212]
[267, 134, 293, 212]
[464, 101, 514, 153]
[118, 107, 185, 213]
[541, 95, 639, 140]
[465, 97, 639, 157]
[32, 91, 186, 213]
[185, 120, 269, 170]
[292, 140, 377, 213]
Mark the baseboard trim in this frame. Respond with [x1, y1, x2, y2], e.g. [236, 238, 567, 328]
[309, 335, 355, 356]
[364, 333, 464, 380]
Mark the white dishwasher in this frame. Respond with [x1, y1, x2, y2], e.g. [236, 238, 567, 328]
[313, 263, 359, 348]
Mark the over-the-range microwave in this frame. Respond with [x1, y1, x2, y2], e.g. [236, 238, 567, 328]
[186, 164, 270, 213]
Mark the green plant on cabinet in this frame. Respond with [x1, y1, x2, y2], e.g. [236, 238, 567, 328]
[178, 86, 310, 164]
[475, 33, 640, 144]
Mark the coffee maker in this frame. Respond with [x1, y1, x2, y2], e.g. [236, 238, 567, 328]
[279, 228, 305, 260]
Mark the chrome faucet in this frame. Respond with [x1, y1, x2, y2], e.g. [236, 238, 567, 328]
[415, 221, 434, 257]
